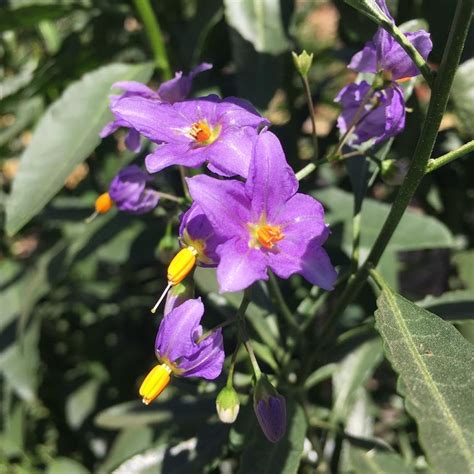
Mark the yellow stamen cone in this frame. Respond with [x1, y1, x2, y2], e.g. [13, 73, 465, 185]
[167, 246, 198, 285]
[139, 364, 172, 405]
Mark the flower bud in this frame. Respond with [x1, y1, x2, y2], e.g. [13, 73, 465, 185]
[216, 386, 240, 424]
[253, 376, 286, 443]
[381, 158, 409, 185]
[292, 50, 313, 77]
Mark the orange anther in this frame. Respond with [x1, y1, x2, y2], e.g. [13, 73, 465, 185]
[95, 192, 114, 214]
[256, 225, 284, 249]
[190, 121, 212, 143]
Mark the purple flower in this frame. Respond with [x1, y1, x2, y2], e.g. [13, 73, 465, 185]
[187, 130, 337, 293]
[179, 203, 225, 267]
[335, 80, 405, 146]
[111, 94, 269, 178]
[100, 63, 212, 151]
[155, 298, 224, 379]
[253, 376, 286, 443]
[348, 1, 432, 81]
[109, 164, 159, 214]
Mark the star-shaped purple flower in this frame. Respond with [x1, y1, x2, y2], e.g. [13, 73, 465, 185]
[179, 203, 224, 267]
[335, 80, 405, 146]
[109, 164, 159, 214]
[111, 94, 269, 178]
[348, 1, 432, 81]
[187, 130, 337, 293]
[155, 298, 224, 379]
[100, 63, 212, 152]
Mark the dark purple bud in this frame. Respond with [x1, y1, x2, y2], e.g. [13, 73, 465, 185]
[253, 376, 287, 443]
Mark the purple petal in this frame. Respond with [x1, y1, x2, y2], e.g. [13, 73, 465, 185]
[348, 41, 377, 73]
[111, 81, 158, 98]
[266, 239, 302, 279]
[245, 130, 298, 222]
[179, 328, 224, 379]
[100, 118, 128, 138]
[216, 97, 270, 129]
[203, 127, 256, 178]
[109, 165, 147, 203]
[300, 243, 337, 290]
[383, 30, 432, 79]
[216, 238, 268, 293]
[157, 63, 213, 103]
[155, 298, 204, 362]
[145, 143, 207, 174]
[255, 395, 287, 443]
[112, 97, 190, 144]
[179, 203, 224, 266]
[125, 129, 141, 152]
[116, 188, 159, 214]
[186, 175, 251, 240]
[172, 95, 221, 125]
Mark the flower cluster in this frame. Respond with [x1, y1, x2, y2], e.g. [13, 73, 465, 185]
[98, 63, 337, 442]
[335, 0, 432, 149]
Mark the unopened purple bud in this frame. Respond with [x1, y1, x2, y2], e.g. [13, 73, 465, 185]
[253, 376, 287, 443]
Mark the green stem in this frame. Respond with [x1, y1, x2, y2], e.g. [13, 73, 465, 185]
[155, 191, 185, 203]
[324, 0, 473, 331]
[237, 290, 262, 379]
[426, 139, 474, 173]
[383, 21, 434, 87]
[296, 162, 317, 181]
[300, 74, 319, 160]
[296, 151, 362, 181]
[133, 0, 172, 79]
[268, 272, 299, 332]
[196, 316, 238, 343]
[226, 342, 241, 388]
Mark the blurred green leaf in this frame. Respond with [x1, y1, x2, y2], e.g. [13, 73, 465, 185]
[349, 446, 415, 474]
[453, 250, 474, 289]
[318, 188, 454, 252]
[46, 457, 89, 474]
[452, 59, 474, 139]
[418, 290, 474, 323]
[343, 0, 392, 25]
[375, 285, 474, 473]
[304, 363, 338, 390]
[5, 62, 154, 236]
[66, 379, 102, 429]
[223, 0, 290, 55]
[239, 403, 307, 474]
[332, 337, 383, 423]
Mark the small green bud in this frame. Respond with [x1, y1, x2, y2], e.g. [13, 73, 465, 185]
[156, 234, 178, 263]
[381, 159, 409, 186]
[216, 386, 240, 424]
[292, 50, 314, 77]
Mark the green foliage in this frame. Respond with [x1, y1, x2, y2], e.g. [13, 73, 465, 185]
[452, 59, 474, 138]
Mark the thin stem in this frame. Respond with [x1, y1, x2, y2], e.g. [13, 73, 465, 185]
[426, 139, 474, 173]
[226, 342, 241, 388]
[351, 211, 361, 271]
[383, 21, 434, 87]
[296, 151, 363, 181]
[300, 74, 319, 160]
[323, 0, 473, 332]
[133, 0, 172, 79]
[237, 290, 262, 379]
[155, 191, 185, 203]
[268, 272, 299, 332]
[196, 316, 239, 343]
[296, 162, 317, 181]
[178, 166, 191, 201]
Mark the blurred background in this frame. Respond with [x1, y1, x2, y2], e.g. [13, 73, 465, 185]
[0, 0, 473, 472]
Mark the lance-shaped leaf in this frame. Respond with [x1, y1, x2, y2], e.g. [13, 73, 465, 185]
[5, 62, 153, 236]
[374, 280, 474, 473]
[343, 0, 392, 25]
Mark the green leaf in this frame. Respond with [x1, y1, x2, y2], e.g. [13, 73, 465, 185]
[452, 59, 474, 139]
[343, 0, 392, 25]
[374, 283, 474, 473]
[304, 363, 338, 390]
[332, 338, 383, 423]
[46, 457, 89, 474]
[318, 188, 454, 252]
[239, 403, 307, 474]
[453, 249, 474, 289]
[66, 379, 102, 429]
[5, 62, 154, 236]
[349, 446, 415, 474]
[418, 290, 474, 323]
[223, 0, 290, 55]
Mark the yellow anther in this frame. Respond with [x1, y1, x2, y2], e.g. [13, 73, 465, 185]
[151, 246, 198, 314]
[95, 192, 114, 214]
[256, 225, 284, 249]
[167, 246, 198, 285]
[139, 363, 172, 405]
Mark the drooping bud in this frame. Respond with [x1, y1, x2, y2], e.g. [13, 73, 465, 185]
[381, 158, 409, 185]
[292, 50, 314, 77]
[139, 363, 172, 405]
[216, 386, 240, 424]
[253, 376, 286, 443]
